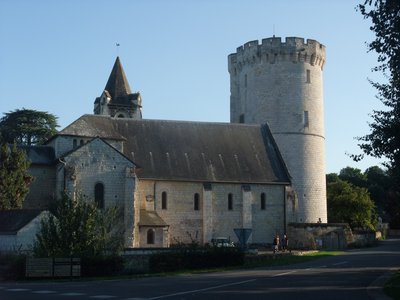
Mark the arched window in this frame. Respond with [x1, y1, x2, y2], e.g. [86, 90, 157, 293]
[73, 139, 77, 148]
[147, 229, 155, 244]
[228, 193, 233, 210]
[161, 192, 167, 209]
[94, 183, 104, 209]
[261, 193, 266, 210]
[194, 193, 200, 211]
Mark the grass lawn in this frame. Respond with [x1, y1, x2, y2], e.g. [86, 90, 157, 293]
[384, 271, 400, 300]
[243, 250, 343, 268]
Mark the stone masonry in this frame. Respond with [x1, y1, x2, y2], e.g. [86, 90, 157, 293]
[228, 37, 327, 223]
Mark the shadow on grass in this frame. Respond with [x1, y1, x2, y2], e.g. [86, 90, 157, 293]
[384, 271, 400, 300]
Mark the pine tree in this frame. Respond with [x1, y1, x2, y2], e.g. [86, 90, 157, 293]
[0, 109, 58, 146]
[0, 143, 32, 210]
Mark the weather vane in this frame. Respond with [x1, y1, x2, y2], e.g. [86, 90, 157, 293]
[116, 42, 120, 56]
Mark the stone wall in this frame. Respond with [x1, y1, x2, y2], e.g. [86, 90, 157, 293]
[136, 180, 286, 246]
[287, 223, 353, 250]
[60, 138, 136, 247]
[24, 165, 56, 209]
[62, 138, 135, 209]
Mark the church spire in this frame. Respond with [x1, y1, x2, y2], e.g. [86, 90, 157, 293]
[93, 57, 142, 119]
[104, 56, 132, 100]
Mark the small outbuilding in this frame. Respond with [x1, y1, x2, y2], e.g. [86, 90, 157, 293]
[0, 209, 49, 252]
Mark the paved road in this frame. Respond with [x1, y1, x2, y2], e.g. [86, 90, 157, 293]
[1, 238, 399, 300]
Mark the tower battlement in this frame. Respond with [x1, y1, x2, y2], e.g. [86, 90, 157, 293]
[229, 36, 327, 223]
[228, 37, 326, 72]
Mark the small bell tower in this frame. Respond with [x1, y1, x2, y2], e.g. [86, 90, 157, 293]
[94, 57, 142, 119]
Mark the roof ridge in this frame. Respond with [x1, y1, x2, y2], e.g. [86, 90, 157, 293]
[82, 114, 263, 127]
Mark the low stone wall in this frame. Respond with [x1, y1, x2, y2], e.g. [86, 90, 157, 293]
[287, 223, 353, 250]
[388, 229, 400, 236]
[350, 231, 377, 248]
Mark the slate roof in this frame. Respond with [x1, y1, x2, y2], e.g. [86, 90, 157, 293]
[139, 210, 168, 227]
[94, 56, 140, 106]
[0, 209, 44, 235]
[58, 115, 291, 184]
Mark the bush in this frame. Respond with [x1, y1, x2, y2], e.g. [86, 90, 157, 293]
[0, 254, 26, 280]
[149, 248, 244, 273]
[81, 255, 124, 277]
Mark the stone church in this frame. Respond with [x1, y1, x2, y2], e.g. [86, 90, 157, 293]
[23, 36, 327, 248]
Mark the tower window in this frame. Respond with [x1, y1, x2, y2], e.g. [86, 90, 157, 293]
[94, 182, 105, 209]
[303, 111, 309, 127]
[228, 193, 233, 210]
[194, 193, 200, 211]
[161, 192, 167, 209]
[239, 114, 245, 123]
[306, 69, 311, 83]
[147, 229, 155, 244]
[244, 74, 247, 88]
[73, 139, 77, 148]
[261, 193, 266, 210]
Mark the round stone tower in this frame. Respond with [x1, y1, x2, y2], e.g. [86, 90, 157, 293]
[228, 37, 327, 223]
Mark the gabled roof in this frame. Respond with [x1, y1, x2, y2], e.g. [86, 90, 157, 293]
[0, 209, 44, 235]
[56, 115, 126, 141]
[104, 56, 136, 105]
[59, 115, 290, 184]
[61, 137, 136, 166]
[139, 210, 168, 227]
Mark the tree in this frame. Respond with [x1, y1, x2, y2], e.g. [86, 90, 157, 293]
[356, 1, 400, 228]
[33, 193, 124, 257]
[326, 173, 340, 183]
[327, 178, 377, 230]
[339, 167, 368, 188]
[356, 1, 400, 176]
[0, 109, 58, 146]
[0, 143, 33, 210]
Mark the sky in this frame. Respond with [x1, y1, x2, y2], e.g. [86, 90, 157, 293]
[0, 0, 388, 174]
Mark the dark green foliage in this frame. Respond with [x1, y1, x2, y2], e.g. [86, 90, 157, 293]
[0, 108, 58, 145]
[356, 0, 400, 227]
[81, 256, 124, 277]
[0, 254, 26, 280]
[149, 248, 244, 273]
[328, 166, 399, 228]
[327, 178, 377, 230]
[0, 143, 32, 210]
[384, 271, 400, 299]
[339, 167, 368, 188]
[326, 173, 340, 183]
[33, 193, 124, 257]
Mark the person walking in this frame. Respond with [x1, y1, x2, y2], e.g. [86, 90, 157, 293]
[282, 234, 288, 252]
[273, 234, 280, 254]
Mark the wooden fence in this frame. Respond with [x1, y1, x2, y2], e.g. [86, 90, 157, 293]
[26, 257, 81, 278]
